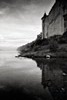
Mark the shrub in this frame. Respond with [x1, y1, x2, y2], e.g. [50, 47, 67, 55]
[63, 31, 67, 37]
[49, 40, 58, 52]
[35, 38, 49, 46]
[59, 37, 67, 44]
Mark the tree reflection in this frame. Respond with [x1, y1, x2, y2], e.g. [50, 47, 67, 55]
[33, 58, 67, 100]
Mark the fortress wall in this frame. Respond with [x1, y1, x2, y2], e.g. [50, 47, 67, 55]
[48, 14, 63, 37]
[42, 0, 67, 39]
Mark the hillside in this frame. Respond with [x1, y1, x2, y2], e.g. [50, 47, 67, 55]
[17, 31, 67, 58]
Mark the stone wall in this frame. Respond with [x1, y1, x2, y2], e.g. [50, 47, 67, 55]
[48, 1, 63, 36]
[48, 14, 63, 36]
[41, 0, 67, 39]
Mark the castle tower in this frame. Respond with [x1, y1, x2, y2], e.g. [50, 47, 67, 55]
[41, 13, 48, 39]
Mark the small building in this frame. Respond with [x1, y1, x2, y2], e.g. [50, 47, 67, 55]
[41, 0, 67, 39]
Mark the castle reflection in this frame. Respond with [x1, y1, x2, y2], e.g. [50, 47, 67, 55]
[33, 58, 67, 100]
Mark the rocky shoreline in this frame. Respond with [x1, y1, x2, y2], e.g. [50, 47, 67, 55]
[17, 32, 67, 59]
[17, 51, 67, 59]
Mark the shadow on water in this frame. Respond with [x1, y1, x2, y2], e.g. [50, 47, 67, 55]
[32, 58, 67, 100]
[0, 55, 67, 100]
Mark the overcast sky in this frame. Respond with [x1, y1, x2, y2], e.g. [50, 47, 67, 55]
[0, 0, 55, 48]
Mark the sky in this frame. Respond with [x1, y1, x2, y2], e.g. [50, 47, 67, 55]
[0, 0, 55, 48]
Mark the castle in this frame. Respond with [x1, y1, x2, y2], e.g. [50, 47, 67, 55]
[41, 0, 67, 39]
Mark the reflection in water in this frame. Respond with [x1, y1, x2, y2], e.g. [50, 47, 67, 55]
[0, 49, 67, 100]
[33, 58, 67, 100]
[0, 50, 49, 100]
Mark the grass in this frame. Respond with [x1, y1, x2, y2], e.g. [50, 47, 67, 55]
[18, 31, 67, 58]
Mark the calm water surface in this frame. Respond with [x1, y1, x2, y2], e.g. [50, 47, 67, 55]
[0, 49, 52, 100]
[0, 48, 67, 100]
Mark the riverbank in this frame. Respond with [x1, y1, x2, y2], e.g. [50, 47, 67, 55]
[17, 32, 67, 58]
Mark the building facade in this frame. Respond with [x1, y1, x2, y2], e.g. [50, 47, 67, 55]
[41, 0, 67, 39]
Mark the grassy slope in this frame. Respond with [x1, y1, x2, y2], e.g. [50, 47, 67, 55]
[17, 32, 67, 58]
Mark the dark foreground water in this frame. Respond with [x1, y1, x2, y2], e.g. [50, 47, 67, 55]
[0, 49, 67, 100]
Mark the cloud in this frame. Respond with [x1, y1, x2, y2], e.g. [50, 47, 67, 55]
[0, 0, 55, 47]
[0, 0, 55, 5]
[0, 0, 55, 19]
[0, 0, 55, 12]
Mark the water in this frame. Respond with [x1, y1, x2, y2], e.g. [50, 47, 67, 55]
[33, 58, 67, 100]
[0, 48, 51, 100]
[0, 48, 67, 100]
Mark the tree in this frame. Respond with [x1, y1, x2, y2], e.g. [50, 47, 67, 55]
[49, 40, 58, 52]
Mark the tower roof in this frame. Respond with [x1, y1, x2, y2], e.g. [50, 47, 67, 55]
[41, 13, 47, 20]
